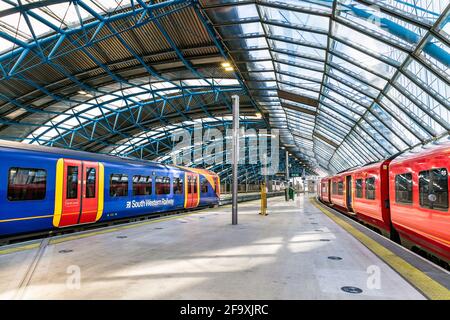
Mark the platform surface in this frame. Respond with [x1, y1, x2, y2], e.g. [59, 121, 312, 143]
[0, 195, 426, 299]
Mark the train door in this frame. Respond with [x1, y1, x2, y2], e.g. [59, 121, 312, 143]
[54, 159, 104, 227]
[327, 180, 331, 203]
[346, 175, 353, 211]
[185, 172, 199, 208]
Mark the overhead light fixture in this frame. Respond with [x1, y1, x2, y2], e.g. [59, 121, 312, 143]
[255, 112, 262, 119]
[221, 62, 231, 68]
[224, 66, 234, 71]
[78, 90, 88, 95]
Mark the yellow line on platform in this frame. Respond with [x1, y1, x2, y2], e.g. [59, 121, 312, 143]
[311, 197, 450, 300]
[0, 243, 41, 255]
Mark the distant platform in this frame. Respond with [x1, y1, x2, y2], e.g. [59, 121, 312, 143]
[0, 195, 447, 299]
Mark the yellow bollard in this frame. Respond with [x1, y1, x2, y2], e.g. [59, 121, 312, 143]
[259, 182, 268, 216]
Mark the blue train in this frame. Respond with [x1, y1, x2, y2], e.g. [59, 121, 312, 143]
[0, 140, 220, 237]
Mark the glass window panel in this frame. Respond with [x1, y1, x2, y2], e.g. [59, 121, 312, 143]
[7, 168, 47, 201]
[273, 52, 325, 70]
[266, 25, 328, 46]
[395, 173, 413, 204]
[217, 23, 265, 38]
[232, 49, 272, 61]
[379, 93, 433, 139]
[333, 22, 408, 63]
[365, 177, 376, 200]
[395, 75, 450, 130]
[85, 167, 96, 199]
[205, 4, 259, 24]
[329, 67, 380, 97]
[261, 6, 330, 32]
[329, 55, 388, 90]
[276, 62, 323, 80]
[405, 59, 449, 104]
[354, 125, 390, 158]
[279, 84, 319, 99]
[225, 37, 268, 50]
[133, 175, 152, 196]
[110, 174, 128, 197]
[277, 74, 321, 91]
[360, 119, 398, 153]
[327, 78, 373, 107]
[337, 1, 426, 47]
[332, 39, 399, 77]
[419, 36, 449, 77]
[419, 168, 449, 211]
[377, 0, 447, 23]
[271, 39, 326, 59]
[371, 104, 420, 146]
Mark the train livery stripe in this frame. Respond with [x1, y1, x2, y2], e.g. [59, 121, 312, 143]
[53, 158, 64, 227]
[312, 198, 450, 300]
[0, 215, 53, 223]
[96, 163, 104, 222]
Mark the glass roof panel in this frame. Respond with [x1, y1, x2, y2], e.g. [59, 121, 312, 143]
[333, 22, 409, 63]
[261, 6, 330, 32]
[271, 39, 326, 59]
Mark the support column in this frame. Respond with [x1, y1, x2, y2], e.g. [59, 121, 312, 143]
[285, 151, 290, 183]
[232, 95, 239, 225]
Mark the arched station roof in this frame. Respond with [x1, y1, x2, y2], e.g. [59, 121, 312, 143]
[0, 0, 449, 178]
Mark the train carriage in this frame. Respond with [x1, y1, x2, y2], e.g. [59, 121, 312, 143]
[389, 144, 450, 262]
[319, 177, 331, 203]
[351, 160, 392, 237]
[0, 140, 220, 237]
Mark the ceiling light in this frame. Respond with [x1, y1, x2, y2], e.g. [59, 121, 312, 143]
[221, 62, 231, 68]
[224, 66, 234, 71]
[78, 90, 88, 95]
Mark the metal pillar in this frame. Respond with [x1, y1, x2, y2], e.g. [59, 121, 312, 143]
[232, 95, 239, 225]
[285, 151, 290, 184]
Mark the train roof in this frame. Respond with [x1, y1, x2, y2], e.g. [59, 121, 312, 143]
[390, 140, 450, 165]
[0, 139, 177, 171]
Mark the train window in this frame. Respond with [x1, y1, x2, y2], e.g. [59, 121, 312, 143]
[201, 179, 209, 194]
[365, 177, 376, 200]
[419, 168, 448, 211]
[192, 176, 198, 193]
[355, 179, 363, 198]
[395, 173, 412, 204]
[156, 176, 171, 195]
[133, 175, 152, 196]
[7, 168, 47, 201]
[173, 177, 183, 194]
[85, 168, 96, 198]
[332, 182, 337, 195]
[110, 174, 128, 197]
[66, 166, 79, 199]
[337, 181, 344, 195]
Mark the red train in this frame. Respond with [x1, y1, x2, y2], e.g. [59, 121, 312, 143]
[319, 142, 450, 267]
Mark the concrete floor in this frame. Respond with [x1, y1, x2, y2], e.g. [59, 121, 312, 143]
[0, 195, 425, 300]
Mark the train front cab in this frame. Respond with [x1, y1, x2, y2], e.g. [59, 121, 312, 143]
[351, 160, 392, 238]
[389, 147, 450, 263]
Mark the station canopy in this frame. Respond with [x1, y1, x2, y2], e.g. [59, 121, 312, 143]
[0, 0, 449, 177]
